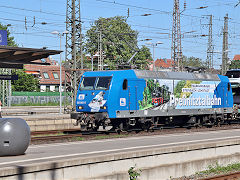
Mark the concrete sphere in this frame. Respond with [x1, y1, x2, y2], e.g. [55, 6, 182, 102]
[0, 118, 30, 156]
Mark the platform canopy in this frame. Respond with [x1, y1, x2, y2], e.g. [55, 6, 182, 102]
[0, 46, 62, 69]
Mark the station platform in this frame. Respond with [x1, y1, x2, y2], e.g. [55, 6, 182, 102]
[16, 113, 77, 131]
[0, 129, 240, 180]
[2, 106, 77, 131]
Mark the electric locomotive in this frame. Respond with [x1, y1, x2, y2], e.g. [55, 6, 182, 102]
[226, 69, 240, 117]
[71, 70, 234, 131]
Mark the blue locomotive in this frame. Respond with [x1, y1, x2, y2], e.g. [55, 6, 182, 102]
[71, 70, 234, 131]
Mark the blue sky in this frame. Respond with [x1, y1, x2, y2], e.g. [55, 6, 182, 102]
[1, 0, 240, 68]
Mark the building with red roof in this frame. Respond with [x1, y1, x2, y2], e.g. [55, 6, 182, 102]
[233, 55, 240, 61]
[154, 58, 174, 71]
[24, 57, 69, 92]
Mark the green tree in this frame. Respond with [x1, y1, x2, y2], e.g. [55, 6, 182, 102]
[182, 56, 207, 69]
[0, 23, 17, 46]
[12, 69, 39, 91]
[229, 60, 240, 69]
[128, 165, 141, 180]
[84, 16, 152, 70]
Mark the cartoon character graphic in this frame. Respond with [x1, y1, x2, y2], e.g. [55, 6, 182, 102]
[88, 91, 107, 112]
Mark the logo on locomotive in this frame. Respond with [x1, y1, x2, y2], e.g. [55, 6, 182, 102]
[88, 91, 107, 112]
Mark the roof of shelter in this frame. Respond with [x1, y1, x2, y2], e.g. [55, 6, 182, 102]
[0, 46, 61, 69]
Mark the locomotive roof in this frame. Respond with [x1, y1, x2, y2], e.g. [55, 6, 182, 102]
[134, 70, 220, 81]
[227, 69, 240, 72]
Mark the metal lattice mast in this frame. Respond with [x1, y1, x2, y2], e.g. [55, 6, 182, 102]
[222, 14, 228, 75]
[0, 68, 11, 107]
[206, 15, 214, 71]
[171, 0, 183, 72]
[65, 0, 82, 111]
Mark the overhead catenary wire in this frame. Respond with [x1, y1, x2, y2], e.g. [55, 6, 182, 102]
[1, 0, 239, 65]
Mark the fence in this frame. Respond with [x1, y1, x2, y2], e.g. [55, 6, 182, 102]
[10, 92, 71, 105]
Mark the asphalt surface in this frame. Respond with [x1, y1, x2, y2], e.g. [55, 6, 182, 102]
[0, 129, 240, 169]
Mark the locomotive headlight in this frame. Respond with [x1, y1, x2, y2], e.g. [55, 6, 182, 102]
[78, 106, 83, 110]
[101, 106, 107, 109]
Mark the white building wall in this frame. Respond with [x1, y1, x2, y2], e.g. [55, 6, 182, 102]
[40, 85, 46, 92]
[50, 85, 55, 92]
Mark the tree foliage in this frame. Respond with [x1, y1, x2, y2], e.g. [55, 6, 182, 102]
[229, 60, 240, 70]
[84, 16, 152, 70]
[182, 56, 207, 69]
[12, 69, 39, 92]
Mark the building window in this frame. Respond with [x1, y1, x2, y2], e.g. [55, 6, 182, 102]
[53, 72, 59, 79]
[55, 86, 59, 92]
[43, 72, 49, 79]
[46, 85, 50, 92]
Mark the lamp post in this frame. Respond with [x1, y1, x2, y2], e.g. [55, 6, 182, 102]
[51, 30, 69, 114]
[145, 41, 163, 71]
[86, 53, 100, 71]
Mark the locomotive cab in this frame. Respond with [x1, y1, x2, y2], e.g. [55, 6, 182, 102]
[71, 70, 143, 131]
[72, 75, 112, 131]
[76, 76, 112, 112]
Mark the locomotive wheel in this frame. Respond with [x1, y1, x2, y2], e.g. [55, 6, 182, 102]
[195, 117, 203, 128]
[143, 121, 153, 132]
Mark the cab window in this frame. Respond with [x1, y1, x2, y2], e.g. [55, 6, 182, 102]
[95, 77, 112, 90]
[80, 77, 96, 90]
[123, 79, 128, 90]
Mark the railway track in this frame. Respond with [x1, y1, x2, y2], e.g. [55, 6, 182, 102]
[31, 133, 83, 142]
[31, 129, 83, 143]
[30, 123, 240, 144]
[31, 129, 81, 136]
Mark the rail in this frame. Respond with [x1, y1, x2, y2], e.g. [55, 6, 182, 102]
[31, 134, 82, 142]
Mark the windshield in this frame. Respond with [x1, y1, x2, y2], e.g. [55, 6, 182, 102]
[95, 77, 112, 90]
[226, 71, 240, 78]
[80, 76, 112, 90]
[80, 77, 96, 90]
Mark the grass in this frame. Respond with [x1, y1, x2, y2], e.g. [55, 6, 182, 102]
[196, 162, 240, 176]
[32, 132, 65, 137]
[72, 137, 85, 141]
[94, 134, 129, 140]
[170, 162, 240, 180]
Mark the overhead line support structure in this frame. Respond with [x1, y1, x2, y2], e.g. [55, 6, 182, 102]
[65, 0, 83, 112]
[0, 69, 11, 107]
[205, 15, 214, 72]
[222, 14, 228, 75]
[171, 0, 183, 72]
